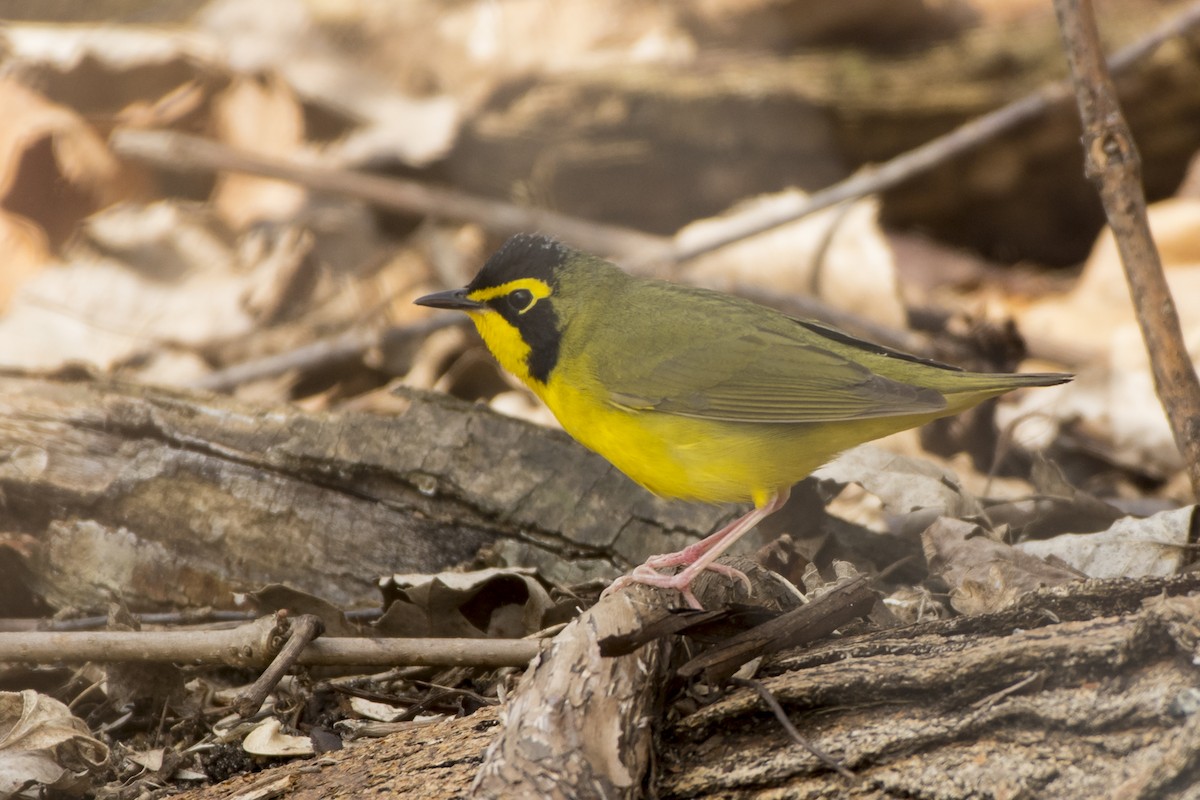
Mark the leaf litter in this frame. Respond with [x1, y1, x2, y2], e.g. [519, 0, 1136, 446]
[0, 1, 1196, 797]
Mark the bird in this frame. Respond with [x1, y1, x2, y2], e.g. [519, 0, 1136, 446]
[415, 233, 1071, 608]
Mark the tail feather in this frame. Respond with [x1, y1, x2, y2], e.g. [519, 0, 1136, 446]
[981, 372, 1073, 389]
[937, 370, 1072, 410]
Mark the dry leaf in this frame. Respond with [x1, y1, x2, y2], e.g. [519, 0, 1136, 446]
[0, 78, 145, 249]
[0, 23, 220, 83]
[1014, 197, 1200, 476]
[348, 697, 410, 724]
[0, 690, 109, 798]
[1016, 505, 1197, 579]
[242, 719, 314, 758]
[1022, 198, 1200, 358]
[127, 748, 165, 772]
[0, 201, 269, 374]
[124, 747, 183, 781]
[238, 226, 319, 324]
[0, 212, 51, 312]
[249, 584, 360, 638]
[197, 0, 460, 168]
[922, 518, 1082, 615]
[814, 445, 984, 523]
[210, 74, 309, 231]
[982, 457, 1126, 539]
[378, 567, 554, 639]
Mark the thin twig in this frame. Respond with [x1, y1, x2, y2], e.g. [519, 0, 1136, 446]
[729, 677, 857, 781]
[1052, 0, 1200, 499]
[632, 2, 1200, 269]
[0, 618, 542, 667]
[0, 607, 382, 633]
[187, 316, 467, 393]
[236, 614, 324, 717]
[109, 127, 666, 259]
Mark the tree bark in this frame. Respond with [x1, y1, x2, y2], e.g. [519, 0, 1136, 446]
[663, 575, 1200, 798]
[0, 373, 729, 611]
[165, 574, 1200, 799]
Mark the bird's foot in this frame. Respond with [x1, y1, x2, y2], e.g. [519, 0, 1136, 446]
[602, 559, 752, 610]
[638, 540, 712, 571]
[603, 490, 789, 609]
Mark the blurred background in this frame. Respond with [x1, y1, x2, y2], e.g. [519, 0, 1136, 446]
[2, 0, 1198, 502]
[2, 4, 1200, 793]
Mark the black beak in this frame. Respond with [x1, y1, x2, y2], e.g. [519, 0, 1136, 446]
[413, 288, 484, 311]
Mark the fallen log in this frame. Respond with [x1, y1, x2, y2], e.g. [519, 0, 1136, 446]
[0, 372, 728, 611]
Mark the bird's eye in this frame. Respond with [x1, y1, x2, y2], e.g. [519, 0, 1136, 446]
[506, 289, 536, 313]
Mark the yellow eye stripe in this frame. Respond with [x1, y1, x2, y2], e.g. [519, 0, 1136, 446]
[467, 278, 552, 308]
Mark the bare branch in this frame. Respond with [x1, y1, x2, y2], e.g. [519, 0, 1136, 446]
[187, 316, 466, 393]
[109, 128, 666, 259]
[1052, 0, 1200, 498]
[730, 677, 858, 781]
[236, 614, 325, 716]
[0, 619, 541, 668]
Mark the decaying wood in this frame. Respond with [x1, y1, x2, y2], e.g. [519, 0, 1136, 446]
[167, 575, 1200, 799]
[677, 574, 876, 681]
[472, 585, 676, 800]
[662, 575, 1200, 799]
[0, 373, 730, 610]
[472, 565, 807, 799]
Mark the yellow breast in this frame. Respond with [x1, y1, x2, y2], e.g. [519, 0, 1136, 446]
[537, 364, 816, 507]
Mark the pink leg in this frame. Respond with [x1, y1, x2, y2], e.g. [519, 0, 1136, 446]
[604, 488, 790, 609]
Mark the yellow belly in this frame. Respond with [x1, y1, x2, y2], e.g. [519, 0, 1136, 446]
[536, 377, 935, 506]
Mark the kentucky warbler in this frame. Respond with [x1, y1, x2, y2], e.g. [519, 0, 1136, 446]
[415, 233, 1071, 608]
